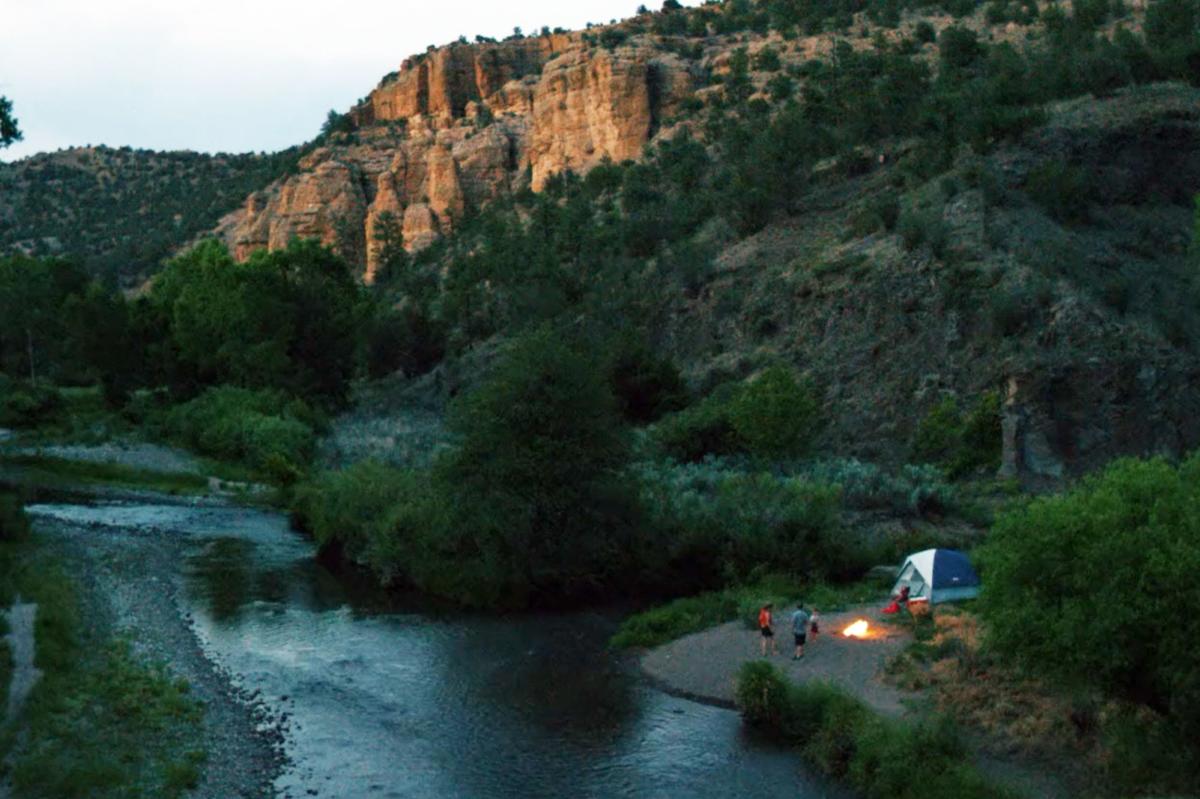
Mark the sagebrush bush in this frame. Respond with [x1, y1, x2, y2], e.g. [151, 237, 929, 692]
[795, 458, 955, 517]
[635, 459, 852, 584]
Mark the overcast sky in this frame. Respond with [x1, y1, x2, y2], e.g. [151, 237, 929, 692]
[1, 0, 699, 162]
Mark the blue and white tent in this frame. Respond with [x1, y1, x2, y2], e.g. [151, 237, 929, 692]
[892, 549, 980, 604]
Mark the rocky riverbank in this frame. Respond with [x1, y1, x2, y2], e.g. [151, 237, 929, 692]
[31, 501, 285, 799]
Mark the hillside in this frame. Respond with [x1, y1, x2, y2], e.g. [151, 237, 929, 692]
[2, 0, 1198, 480]
[0, 146, 299, 285]
[251, 0, 1200, 481]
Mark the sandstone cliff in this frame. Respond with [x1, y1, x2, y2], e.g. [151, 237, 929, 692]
[217, 33, 699, 282]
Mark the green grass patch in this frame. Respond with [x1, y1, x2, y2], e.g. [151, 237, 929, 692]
[0, 538, 207, 798]
[11, 639, 205, 799]
[611, 577, 884, 649]
[0, 454, 209, 495]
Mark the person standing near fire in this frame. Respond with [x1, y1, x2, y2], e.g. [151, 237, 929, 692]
[758, 602, 778, 656]
[791, 603, 811, 659]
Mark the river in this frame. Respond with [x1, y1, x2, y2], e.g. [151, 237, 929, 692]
[28, 498, 848, 799]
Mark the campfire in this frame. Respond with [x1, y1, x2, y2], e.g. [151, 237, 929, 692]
[841, 619, 871, 639]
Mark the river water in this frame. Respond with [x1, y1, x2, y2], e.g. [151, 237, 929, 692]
[28, 500, 847, 799]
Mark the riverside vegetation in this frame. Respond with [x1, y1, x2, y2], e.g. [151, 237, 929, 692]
[2, 0, 1200, 796]
[0, 493, 206, 798]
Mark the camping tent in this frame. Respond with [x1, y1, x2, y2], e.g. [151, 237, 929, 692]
[892, 549, 980, 604]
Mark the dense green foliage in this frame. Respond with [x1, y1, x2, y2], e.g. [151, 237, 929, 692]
[162, 387, 319, 482]
[735, 662, 1011, 798]
[0, 256, 110, 386]
[148, 239, 361, 403]
[431, 328, 639, 605]
[295, 329, 863, 607]
[911, 391, 1002, 478]
[650, 369, 821, 461]
[635, 461, 850, 588]
[0, 239, 362, 479]
[980, 454, 1200, 790]
[295, 329, 643, 607]
[0, 146, 299, 283]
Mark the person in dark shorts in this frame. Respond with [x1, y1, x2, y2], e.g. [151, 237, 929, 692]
[758, 602, 778, 656]
[791, 604, 811, 659]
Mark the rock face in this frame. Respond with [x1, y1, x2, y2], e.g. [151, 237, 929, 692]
[217, 34, 697, 281]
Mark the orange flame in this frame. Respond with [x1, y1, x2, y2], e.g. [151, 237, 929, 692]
[842, 619, 871, 639]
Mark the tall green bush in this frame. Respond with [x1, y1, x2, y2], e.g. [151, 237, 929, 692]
[291, 461, 433, 582]
[432, 327, 639, 606]
[911, 391, 1002, 478]
[164, 386, 317, 479]
[979, 453, 1200, 787]
[729, 367, 821, 459]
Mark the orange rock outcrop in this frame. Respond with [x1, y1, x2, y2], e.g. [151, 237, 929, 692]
[217, 32, 698, 282]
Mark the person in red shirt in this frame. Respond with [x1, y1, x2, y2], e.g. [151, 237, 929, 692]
[758, 602, 778, 656]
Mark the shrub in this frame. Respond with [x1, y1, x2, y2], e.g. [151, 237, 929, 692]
[635, 460, 851, 585]
[911, 392, 1002, 479]
[796, 458, 956, 517]
[165, 386, 317, 479]
[433, 327, 639, 606]
[728, 367, 821, 459]
[914, 21, 936, 44]
[978, 453, 1200, 788]
[0, 492, 30, 542]
[651, 386, 742, 462]
[939, 26, 982, 70]
[0, 378, 63, 428]
[1025, 162, 1092, 225]
[606, 337, 689, 424]
[736, 660, 792, 725]
[291, 461, 433, 582]
[735, 665, 1013, 798]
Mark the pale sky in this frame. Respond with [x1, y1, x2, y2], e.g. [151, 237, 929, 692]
[0, 0, 700, 162]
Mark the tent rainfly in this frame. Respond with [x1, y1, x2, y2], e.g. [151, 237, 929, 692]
[892, 548, 980, 604]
